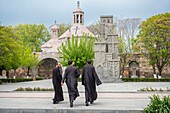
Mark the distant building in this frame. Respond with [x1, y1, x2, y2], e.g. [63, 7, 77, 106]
[38, 1, 95, 77]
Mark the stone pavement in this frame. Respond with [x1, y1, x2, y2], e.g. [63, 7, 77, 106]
[0, 79, 170, 113]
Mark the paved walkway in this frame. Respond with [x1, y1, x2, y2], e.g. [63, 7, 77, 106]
[0, 79, 170, 113]
[0, 79, 170, 92]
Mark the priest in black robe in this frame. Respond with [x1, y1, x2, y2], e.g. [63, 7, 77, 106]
[61, 60, 80, 107]
[52, 63, 64, 104]
[82, 59, 102, 106]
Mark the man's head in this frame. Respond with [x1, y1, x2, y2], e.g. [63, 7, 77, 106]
[58, 63, 61, 67]
[55, 62, 59, 67]
[87, 59, 92, 64]
[68, 60, 73, 65]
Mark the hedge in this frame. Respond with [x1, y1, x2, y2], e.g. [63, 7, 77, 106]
[0, 77, 43, 83]
[122, 78, 170, 82]
[15, 87, 54, 91]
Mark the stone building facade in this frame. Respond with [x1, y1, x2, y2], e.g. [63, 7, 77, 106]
[38, 1, 95, 77]
[122, 53, 170, 78]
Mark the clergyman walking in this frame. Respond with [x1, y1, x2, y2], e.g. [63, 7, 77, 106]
[61, 60, 80, 107]
[52, 63, 64, 104]
[82, 59, 102, 106]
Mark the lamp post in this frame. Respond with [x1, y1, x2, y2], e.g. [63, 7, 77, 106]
[33, 48, 36, 81]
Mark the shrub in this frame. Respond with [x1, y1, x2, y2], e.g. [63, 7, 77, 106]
[0, 77, 44, 83]
[143, 94, 170, 113]
[138, 87, 169, 92]
[122, 78, 170, 82]
[0, 80, 2, 84]
[15, 87, 54, 91]
[58, 35, 95, 69]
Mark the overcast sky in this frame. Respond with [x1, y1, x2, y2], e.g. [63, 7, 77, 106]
[0, 0, 170, 28]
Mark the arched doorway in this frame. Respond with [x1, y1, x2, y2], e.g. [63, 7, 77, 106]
[129, 61, 139, 78]
[38, 58, 58, 78]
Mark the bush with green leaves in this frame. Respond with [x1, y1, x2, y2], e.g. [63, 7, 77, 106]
[15, 87, 54, 91]
[0, 77, 43, 83]
[122, 78, 170, 82]
[143, 94, 170, 113]
[58, 35, 95, 69]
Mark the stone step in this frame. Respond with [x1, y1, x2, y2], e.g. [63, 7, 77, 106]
[0, 92, 169, 98]
[0, 109, 142, 113]
[0, 98, 146, 113]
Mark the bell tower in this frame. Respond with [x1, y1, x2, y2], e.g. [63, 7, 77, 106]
[72, 1, 84, 25]
[50, 21, 59, 38]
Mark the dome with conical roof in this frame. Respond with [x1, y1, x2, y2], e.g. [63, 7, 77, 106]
[73, 1, 84, 13]
[51, 24, 58, 30]
[73, 7, 84, 13]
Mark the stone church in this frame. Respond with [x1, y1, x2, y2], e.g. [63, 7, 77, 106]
[38, 1, 95, 77]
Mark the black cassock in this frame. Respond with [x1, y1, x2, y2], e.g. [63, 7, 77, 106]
[62, 65, 80, 102]
[82, 64, 102, 102]
[52, 67, 64, 102]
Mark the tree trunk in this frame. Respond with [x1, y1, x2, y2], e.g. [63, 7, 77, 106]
[6, 71, 9, 78]
[119, 58, 122, 78]
[0, 69, 2, 76]
[27, 67, 30, 76]
[14, 69, 16, 79]
[152, 64, 156, 74]
[158, 67, 162, 76]
[0, 66, 4, 76]
[121, 64, 125, 76]
[152, 64, 157, 78]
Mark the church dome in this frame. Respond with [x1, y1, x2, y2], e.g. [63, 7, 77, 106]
[73, 7, 84, 13]
[51, 24, 58, 30]
[73, 1, 84, 14]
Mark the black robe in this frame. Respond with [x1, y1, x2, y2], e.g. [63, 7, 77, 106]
[62, 65, 80, 102]
[52, 67, 64, 101]
[82, 64, 102, 102]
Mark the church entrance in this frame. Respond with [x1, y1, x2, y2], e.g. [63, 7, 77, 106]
[129, 61, 139, 78]
[38, 58, 57, 78]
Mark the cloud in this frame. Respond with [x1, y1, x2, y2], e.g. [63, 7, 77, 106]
[0, 0, 170, 27]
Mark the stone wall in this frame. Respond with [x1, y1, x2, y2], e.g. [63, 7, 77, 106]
[122, 53, 170, 78]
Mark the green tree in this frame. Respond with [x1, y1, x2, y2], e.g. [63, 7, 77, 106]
[87, 21, 101, 36]
[58, 23, 71, 37]
[58, 35, 95, 69]
[0, 26, 22, 77]
[21, 47, 41, 77]
[118, 37, 130, 76]
[138, 12, 170, 76]
[13, 24, 50, 51]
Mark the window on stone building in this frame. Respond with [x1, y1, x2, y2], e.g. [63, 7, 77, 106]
[106, 44, 108, 53]
[80, 15, 82, 23]
[76, 15, 79, 23]
[74, 15, 75, 23]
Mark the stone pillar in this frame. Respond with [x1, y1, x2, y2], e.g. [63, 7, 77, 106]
[94, 16, 121, 83]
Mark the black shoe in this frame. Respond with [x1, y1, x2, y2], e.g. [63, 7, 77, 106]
[90, 100, 93, 104]
[70, 102, 73, 107]
[53, 101, 59, 104]
[85, 102, 89, 106]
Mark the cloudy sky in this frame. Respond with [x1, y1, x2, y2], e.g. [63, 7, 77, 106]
[0, 0, 170, 28]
